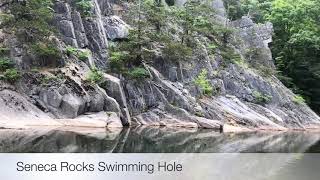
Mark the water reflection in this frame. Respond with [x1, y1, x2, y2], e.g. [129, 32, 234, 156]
[0, 126, 320, 153]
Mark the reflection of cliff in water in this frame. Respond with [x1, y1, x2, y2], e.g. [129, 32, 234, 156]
[1, 126, 320, 153]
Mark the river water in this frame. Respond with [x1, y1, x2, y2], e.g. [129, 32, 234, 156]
[1, 126, 320, 153]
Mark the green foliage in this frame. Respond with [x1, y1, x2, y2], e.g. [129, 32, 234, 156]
[2, 0, 61, 68]
[87, 68, 103, 84]
[77, 50, 91, 61]
[258, 65, 276, 77]
[0, 47, 10, 56]
[0, 57, 15, 71]
[219, 46, 243, 65]
[223, 0, 320, 112]
[293, 95, 306, 105]
[66, 46, 91, 61]
[162, 41, 193, 62]
[41, 75, 58, 85]
[223, 0, 244, 21]
[252, 90, 272, 105]
[266, 0, 320, 112]
[109, 51, 130, 73]
[66, 46, 78, 56]
[2, 68, 21, 83]
[170, 0, 219, 45]
[75, 0, 93, 17]
[4, 0, 55, 42]
[223, 0, 272, 22]
[194, 69, 214, 96]
[207, 43, 218, 54]
[32, 42, 61, 61]
[127, 67, 150, 79]
[112, 0, 227, 77]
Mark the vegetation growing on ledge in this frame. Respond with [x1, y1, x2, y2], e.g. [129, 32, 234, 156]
[3, 0, 55, 42]
[223, 0, 320, 113]
[1, 0, 61, 66]
[194, 69, 214, 96]
[293, 95, 306, 105]
[0, 57, 15, 71]
[1, 68, 21, 83]
[127, 67, 150, 79]
[0, 55, 20, 83]
[32, 42, 61, 62]
[66, 46, 91, 61]
[109, 0, 234, 79]
[87, 68, 104, 84]
[252, 90, 272, 105]
[75, 0, 94, 17]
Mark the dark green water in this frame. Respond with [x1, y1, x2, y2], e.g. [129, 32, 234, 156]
[1, 126, 320, 153]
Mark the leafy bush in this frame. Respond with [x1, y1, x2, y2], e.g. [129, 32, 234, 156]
[77, 50, 91, 61]
[6, 0, 55, 42]
[219, 47, 243, 65]
[0, 57, 15, 71]
[75, 0, 93, 17]
[66, 46, 78, 56]
[127, 67, 150, 79]
[109, 51, 130, 73]
[66, 46, 91, 61]
[207, 43, 218, 54]
[194, 69, 213, 96]
[87, 68, 103, 84]
[2, 68, 21, 83]
[293, 95, 305, 104]
[32, 42, 61, 61]
[252, 91, 272, 105]
[0, 47, 10, 56]
[41, 75, 57, 85]
[162, 41, 193, 62]
[258, 65, 276, 77]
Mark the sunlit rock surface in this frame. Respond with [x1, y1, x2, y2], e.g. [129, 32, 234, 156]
[0, 0, 319, 130]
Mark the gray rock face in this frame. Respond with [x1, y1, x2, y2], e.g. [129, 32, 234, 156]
[101, 74, 131, 125]
[61, 94, 85, 118]
[232, 16, 274, 68]
[1, 0, 319, 131]
[104, 16, 129, 40]
[71, 11, 89, 48]
[53, 2, 78, 47]
[39, 88, 63, 108]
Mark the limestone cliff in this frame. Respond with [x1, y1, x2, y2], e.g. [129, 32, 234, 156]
[0, 0, 319, 131]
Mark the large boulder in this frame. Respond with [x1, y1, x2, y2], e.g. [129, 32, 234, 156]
[60, 94, 86, 118]
[104, 16, 129, 40]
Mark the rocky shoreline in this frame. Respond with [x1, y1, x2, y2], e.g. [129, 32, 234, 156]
[0, 0, 319, 131]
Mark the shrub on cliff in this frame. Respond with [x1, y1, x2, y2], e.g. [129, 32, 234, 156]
[252, 91, 272, 105]
[87, 68, 103, 84]
[2, 68, 21, 83]
[75, 0, 93, 17]
[293, 95, 306, 105]
[66, 46, 91, 61]
[32, 42, 61, 62]
[5, 0, 55, 42]
[2, 0, 62, 66]
[194, 69, 214, 96]
[127, 67, 150, 79]
[0, 57, 15, 71]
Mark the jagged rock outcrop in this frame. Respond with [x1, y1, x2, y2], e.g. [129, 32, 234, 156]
[0, 0, 319, 131]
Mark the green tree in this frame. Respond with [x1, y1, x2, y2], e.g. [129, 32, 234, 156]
[266, 0, 320, 112]
[4, 0, 55, 42]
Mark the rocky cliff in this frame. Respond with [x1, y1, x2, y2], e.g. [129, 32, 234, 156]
[0, 0, 319, 131]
